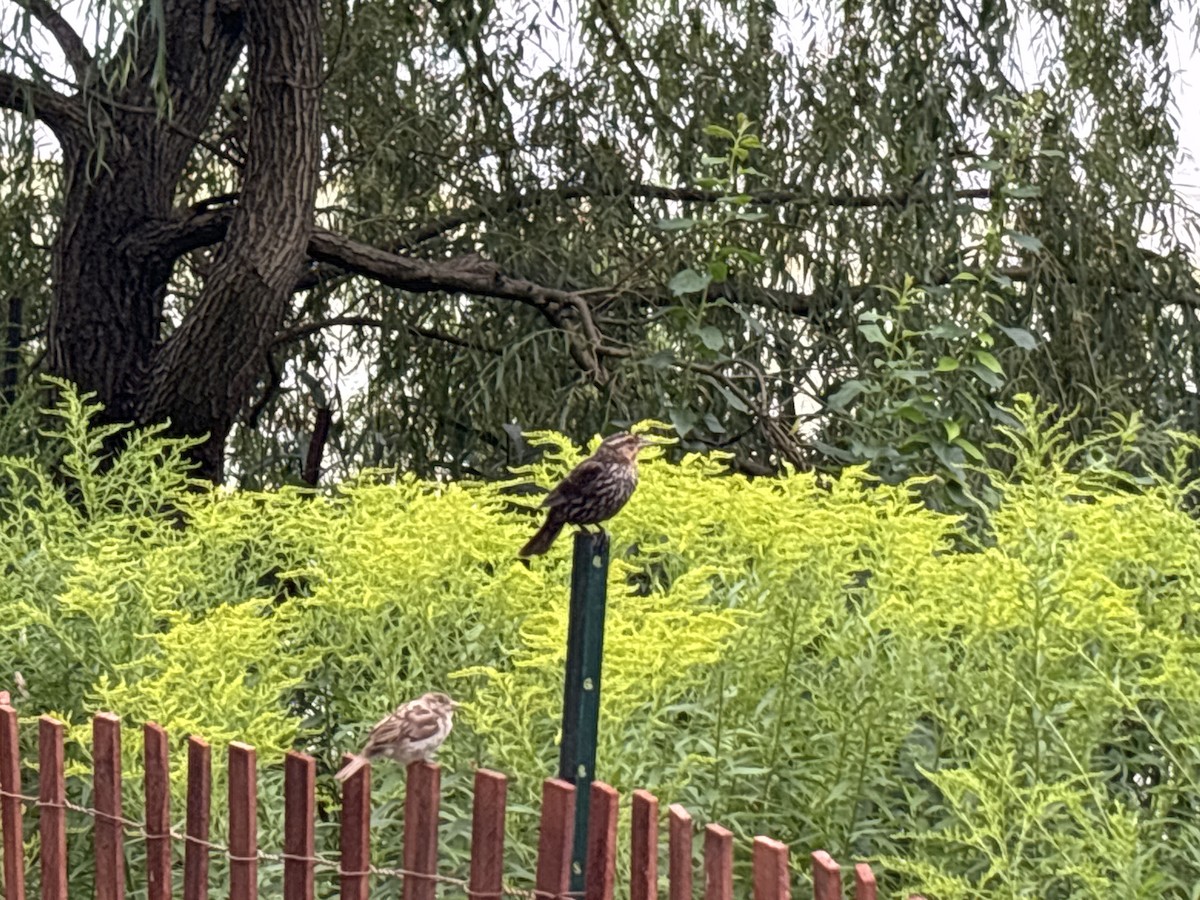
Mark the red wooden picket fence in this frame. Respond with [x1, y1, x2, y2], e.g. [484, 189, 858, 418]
[0, 705, 924, 900]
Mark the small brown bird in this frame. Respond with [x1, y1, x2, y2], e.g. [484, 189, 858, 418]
[334, 691, 456, 782]
[519, 431, 651, 557]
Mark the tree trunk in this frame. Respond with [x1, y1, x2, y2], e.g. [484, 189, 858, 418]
[45, 0, 321, 482]
[48, 0, 243, 428]
[139, 0, 322, 480]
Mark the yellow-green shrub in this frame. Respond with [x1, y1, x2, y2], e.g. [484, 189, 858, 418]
[2, 386, 1199, 898]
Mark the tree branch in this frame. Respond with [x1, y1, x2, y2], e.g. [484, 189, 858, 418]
[0, 70, 83, 141]
[127, 206, 584, 322]
[390, 184, 997, 249]
[305, 230, 613, 378]
[15, 0, 93, 82]
[306, 230, 576, 315]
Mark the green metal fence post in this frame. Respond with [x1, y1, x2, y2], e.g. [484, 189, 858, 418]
[558, 529, 610, 894]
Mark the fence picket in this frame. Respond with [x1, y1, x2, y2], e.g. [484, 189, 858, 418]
[144, 724, 172, 900]
[94, 713, 125, 900]
[469, 770, 507, 900]
[584, 782, 618, 900]
[812, 851, 841, 900]
[184, 738, 212, 900]
[284, 752, 316, 900]
[535, 778, 575, 900]
[667, 804, 693, 900]
[228, 743, 257, 900]
[1, 703, 25, 900]
[703, 825, 732, 900]
[402, 762, 440, 900]
[0, 710, 910, 900]
[338, 755, 371, 900]
[37, 718, 66, 900]
[853, 864, 876, 900]
[630, 790, 658, 900]
[752, 837, 789, 900]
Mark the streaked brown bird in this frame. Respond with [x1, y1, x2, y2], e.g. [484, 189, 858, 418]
[519, 431, 651, 557]
[334, 691, 455, 782]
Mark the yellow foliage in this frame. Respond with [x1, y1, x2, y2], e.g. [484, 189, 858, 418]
[3, 385, 1200, 896]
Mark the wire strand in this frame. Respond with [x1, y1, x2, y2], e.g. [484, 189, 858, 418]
[0, 787, 585, 898]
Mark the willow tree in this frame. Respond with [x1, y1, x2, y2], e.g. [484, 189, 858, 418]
[1, 0, 1196, 483]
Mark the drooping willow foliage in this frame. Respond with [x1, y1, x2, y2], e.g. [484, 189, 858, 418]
[1, 0, 1197, 486]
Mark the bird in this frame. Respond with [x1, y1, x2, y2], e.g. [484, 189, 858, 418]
[519, 431, 651, 557]
[334, 691, 456, 783]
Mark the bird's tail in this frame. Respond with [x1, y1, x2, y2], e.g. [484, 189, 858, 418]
[520, 515, 565, 557]
[334, 754, 368, 783]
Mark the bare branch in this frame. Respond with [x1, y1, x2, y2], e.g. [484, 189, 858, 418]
[0, 70, 83, 141]
[305, 231, 614, 379]
[15, 0, 93, 82]
[306, 230, 572, 311]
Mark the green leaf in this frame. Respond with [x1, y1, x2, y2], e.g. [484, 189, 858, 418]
[972, 349, 1004, 374]
[943, 420, 961, 441]
[895, 403, 927, 424]
[954, 436, 985, 460]
[702, 412, 726, 433]
[997, 325, 1037, 349]
[935, 356, 960, 372]
[929, 321, 972, 339]
[697, 325, 724, 351]
[707, 260, 729, 282]
[668, 268, 712, 296]
[717, 385, 750, 413]
[887, 368, 926, 384]
[702, 124, 735, 139]
[1006, 230, 1044, 252]
[858, 323, 889, 345]
[656, 217, 696, 231]
[931, 441, 966, 473]
[1002, 183, 1042, 199]
[826, 380, 867, 410]
[966, 363, 1004, 389]
[668, 406, 699, 437]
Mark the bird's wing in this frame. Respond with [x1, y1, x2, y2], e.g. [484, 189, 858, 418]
[361, 698, 444, 754]
[397, 703, 448, 742]
[543, 457, 605, 507]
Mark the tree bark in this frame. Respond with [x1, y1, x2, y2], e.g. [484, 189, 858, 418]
[34, 0, 321, 481]
[138, 0, 322, 480]
[48, 0, 244, 432]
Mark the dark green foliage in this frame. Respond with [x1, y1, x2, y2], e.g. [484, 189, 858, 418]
[3, 0, 1197, 484]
